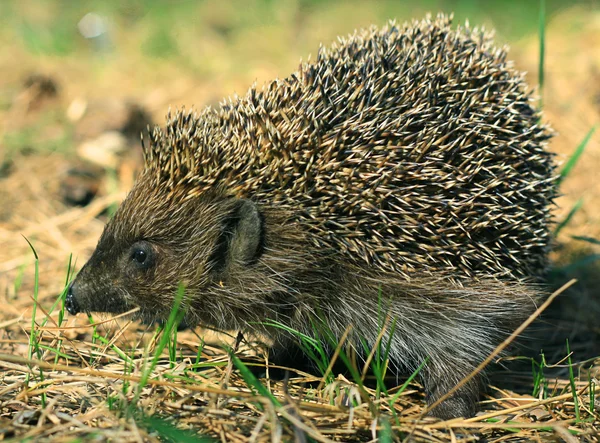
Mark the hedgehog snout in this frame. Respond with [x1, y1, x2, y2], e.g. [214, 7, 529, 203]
[65, 282, 81, 315]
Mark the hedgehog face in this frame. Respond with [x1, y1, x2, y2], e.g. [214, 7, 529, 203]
[66, 175, 267, 327]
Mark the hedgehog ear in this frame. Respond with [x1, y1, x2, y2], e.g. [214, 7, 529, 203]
[210, 199, 265, 273]
[229, 199, 264, 265]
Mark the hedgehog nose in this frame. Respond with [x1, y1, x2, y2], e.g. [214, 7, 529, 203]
[65, 283, 80, 315]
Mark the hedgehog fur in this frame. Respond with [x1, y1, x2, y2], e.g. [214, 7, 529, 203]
[66, 15, 556, 419]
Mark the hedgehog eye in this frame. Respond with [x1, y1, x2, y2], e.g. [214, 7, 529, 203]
[133, 250, 147, 263]
[129, 241, 155, 270]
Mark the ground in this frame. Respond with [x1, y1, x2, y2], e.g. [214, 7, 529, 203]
[0, 1, 599, 442]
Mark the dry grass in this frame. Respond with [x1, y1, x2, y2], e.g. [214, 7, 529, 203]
[1, 2, 600, 441]
[0, 284, 598, 442]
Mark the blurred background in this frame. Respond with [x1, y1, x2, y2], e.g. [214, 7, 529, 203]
[1, 0, 600, 362]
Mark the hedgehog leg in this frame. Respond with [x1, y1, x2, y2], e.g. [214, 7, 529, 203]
[269, 342, 306, 370]
[421, 361, 483, 419]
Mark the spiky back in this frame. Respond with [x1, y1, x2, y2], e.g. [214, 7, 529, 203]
[143, 15, 555, 281]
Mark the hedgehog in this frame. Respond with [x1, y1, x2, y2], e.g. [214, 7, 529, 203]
[66, 15, 556, 418]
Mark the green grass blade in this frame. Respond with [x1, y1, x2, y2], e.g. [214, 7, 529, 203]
[531, 352, 548, 398]
[590, 370, 596, 414]
[64, 253, 73, 286]
[139, 414, 216, 442]
[380, 319, 396, 380]
[571, 235, 600, 246]
[194, 337, 205, 367]
[260, 320, 320, 347]
[389, 358, 428, 426]
[565, 340, 580, 422]
[23, 236, 47, 407]
[558, 126, 597, 185]
[390, 358, 428, 405]
[138, 283, 186, 392]
[94, 335, 135, 366]
[42, 256, 74, 328]
[38, 345, 70, 359]
[23, 237, 40, 363]
[554, 198, 583, 237]
[553, 253, 600, 274]
[379, 416, 393, 442]
[261, 319, 330, 376]
[13, 263, 26, 293]
[229, 351, 281, 408]
[538, 0, 546, 107]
